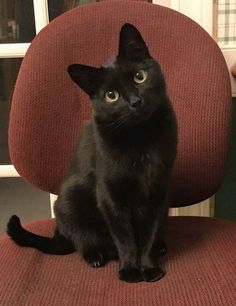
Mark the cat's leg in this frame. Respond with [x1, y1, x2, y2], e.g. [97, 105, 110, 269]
[153, 208, 168, 256]
[81, 233, 117, 268]
[97, 196, 142, 283]
[55, 175, 116, 268]
[138, 188, 169, 282]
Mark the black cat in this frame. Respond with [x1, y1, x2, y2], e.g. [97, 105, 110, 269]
[7, 23, 178, 283]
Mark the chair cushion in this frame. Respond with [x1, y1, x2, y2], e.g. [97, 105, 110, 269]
[1, 217, 235, 305]
[9, 1, 232, 207]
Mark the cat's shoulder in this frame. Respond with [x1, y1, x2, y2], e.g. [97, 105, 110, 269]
[74, 120, 96, 158]
[79, 120, 95, 141]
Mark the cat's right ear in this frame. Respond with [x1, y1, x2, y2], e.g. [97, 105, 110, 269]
[67, 64, 104, 96]
[118, 23, 150, 62]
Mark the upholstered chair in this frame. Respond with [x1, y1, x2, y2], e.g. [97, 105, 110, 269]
[0, 1, 235, 305]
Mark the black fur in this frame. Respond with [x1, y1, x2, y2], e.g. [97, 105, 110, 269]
[7, 24, 177, 283]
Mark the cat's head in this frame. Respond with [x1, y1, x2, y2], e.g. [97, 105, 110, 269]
[68, 23, 166, 129]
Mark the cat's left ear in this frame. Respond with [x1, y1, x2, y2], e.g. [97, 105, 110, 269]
[118, 23, 150, 61]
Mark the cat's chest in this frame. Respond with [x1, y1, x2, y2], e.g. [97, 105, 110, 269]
[135, 151, 164, 181]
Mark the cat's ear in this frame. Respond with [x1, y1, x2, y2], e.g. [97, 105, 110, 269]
[118, 23, 150, 61]
[68, 64, 104, 96]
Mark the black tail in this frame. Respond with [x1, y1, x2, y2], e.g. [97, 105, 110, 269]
[7, 215, 75, 255]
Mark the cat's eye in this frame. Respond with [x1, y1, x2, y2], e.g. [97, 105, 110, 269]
[105, 91, 120, 103]
[134, 70, 148, 84]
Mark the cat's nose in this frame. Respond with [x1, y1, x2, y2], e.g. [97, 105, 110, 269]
[129, 96, 143, 109]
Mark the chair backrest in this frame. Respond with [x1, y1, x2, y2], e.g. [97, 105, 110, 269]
[9, 1, 232, 207]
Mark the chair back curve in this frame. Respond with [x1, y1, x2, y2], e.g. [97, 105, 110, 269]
[9, 0, 232, 207]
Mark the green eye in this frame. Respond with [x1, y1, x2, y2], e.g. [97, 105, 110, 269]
[134, 70, 148, 84]
[105, 91, 119, 103]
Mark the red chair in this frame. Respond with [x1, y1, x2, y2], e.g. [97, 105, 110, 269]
[1, 1, 235, 305]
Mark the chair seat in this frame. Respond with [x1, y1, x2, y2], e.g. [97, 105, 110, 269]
[0, 217, 235, 305]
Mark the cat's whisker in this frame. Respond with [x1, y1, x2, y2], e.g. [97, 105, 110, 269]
[102, 114, 130, 132]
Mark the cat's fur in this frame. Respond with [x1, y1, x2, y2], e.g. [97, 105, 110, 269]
[7, 24, 177, 283]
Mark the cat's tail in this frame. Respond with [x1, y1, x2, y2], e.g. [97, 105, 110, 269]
[7, 215, 75, 255]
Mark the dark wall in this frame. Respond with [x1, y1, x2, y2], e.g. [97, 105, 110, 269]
[215, 98, 236, 221]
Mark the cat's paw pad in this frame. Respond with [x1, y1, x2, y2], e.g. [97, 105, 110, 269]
[119, 267, 143, 283]
[142, 266, 165, 282]
[83, 250, 106, 268]
[156, 240, 167, 256]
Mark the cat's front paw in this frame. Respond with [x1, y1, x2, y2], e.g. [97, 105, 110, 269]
[141, 266, 165, 282]
[83, 249, 107, 268]
[119, 267, 143, 283]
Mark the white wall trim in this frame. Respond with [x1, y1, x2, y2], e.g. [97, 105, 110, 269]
[201, 0, 213, 36]
[170, 0, 180, 10]
[33, 0, 49, 34]
[50, 194, 58, 218]
[153, 0, 179, 10]
[0, 43, 30, 58]
[169, 208, 179, 216]
[0, 165, 20, 177]
[171, 0, 213, 34]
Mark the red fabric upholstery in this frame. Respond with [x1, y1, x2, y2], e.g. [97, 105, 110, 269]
[1, 217, 235, 305]
[9, 1, 231, 207]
